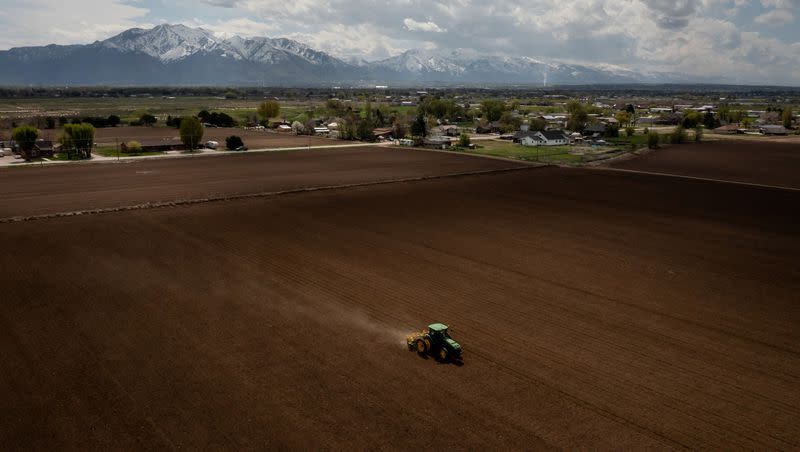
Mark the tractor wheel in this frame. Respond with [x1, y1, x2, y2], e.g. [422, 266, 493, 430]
[424, 338, 431, 351]
[439, 348, 448, 361]
[416, 339, 427, 353]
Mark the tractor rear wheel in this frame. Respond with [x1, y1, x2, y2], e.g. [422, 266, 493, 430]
[416, 339, 427, 353]
[439, 348, 448, 361]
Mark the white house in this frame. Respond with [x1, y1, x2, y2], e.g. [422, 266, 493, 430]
[520, 130, 569, 147]
[520, 135, 543, 146]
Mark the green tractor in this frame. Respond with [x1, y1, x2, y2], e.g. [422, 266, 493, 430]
[406, 323, 462, 361]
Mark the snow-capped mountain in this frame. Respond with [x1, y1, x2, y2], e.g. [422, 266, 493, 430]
[100, 24, 344, 67]
[367, 48, 677, 84]
[371, 48, 468, 76]
[101, 24, 221, 62]
[0, 24, 698, 86]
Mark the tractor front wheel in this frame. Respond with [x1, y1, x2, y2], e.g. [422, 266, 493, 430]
[416, 339, 428, 353]
[439, 348, 448, 361]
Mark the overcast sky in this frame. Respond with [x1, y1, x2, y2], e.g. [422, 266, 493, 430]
[0, 0, 798, 84]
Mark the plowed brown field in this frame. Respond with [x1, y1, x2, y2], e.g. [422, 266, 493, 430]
[609, 140, 800, 188]
[1, 145, 799, 450]
[0, 147, 520, 219]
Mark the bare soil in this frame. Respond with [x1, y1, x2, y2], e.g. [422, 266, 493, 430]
[1, 148, 799, 449]
[32, 126, 353, 149]
[609, 140, 800, 188]
[0, 147, 519, 219]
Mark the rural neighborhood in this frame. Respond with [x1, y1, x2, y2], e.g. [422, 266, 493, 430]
[3, 87, 797, 165]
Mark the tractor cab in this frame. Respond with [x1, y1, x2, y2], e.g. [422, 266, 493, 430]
[428, 323, 450, 339]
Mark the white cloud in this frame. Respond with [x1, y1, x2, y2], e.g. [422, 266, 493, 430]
[199, 0, 240, 7]
[199, 18, 280, 38]
[0, 0, 149, 49]
[284, 24, 423, 60]
[0, 0, 798, 84]
[760, 0, 800, 7]
[192, 0, 800, 83]
[754, 9, 795, 23]
[640, 0, 702, 28]
[402, 18, 446, 33]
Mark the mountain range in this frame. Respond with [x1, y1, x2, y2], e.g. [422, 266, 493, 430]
[0, 24, 699, 86]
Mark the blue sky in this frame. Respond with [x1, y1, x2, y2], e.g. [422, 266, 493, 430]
[0, 0, 798, 84]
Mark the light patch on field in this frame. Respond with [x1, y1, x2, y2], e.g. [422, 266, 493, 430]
[268, 283, 412, 348]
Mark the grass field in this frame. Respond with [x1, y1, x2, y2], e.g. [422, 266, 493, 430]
[463, 140, 584, 163]
[0, 97, 414, 126]
[92, 147, 165, 158]
[0, 97, 258, 123]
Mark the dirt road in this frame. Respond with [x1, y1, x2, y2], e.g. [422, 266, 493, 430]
[1, 157, 798, 449]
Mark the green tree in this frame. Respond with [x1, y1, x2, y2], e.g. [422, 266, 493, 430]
[11, 125, 39, 160]
[421, 98, 463, 120]
[167, 116, 182, 128]
[124, 141, 143, 154]
[61, 123, 95, 159]
[459, 132, 471, 148]
[410, 112, 427, 138]
[499, 111, 522, 133]
[393, 117, 409, 139]
[225, 135, 244, 150]
[625, 126, 635, 137]
[702, 111, 719, 129]
[326, 99, 343, 116]
[529, 118, 546, 132]
[304, 119, 317, 136]
[566, 101, 588, 132]
[671, 125, 688, 144]
[257, 100, 281, 122]
[339, 114, 358, 140]
[615, 111, 631, 127]
[180, 116, 204, 151]
[681, 111, 702, 128]
[647, 131, 660, 149]
[604, 125, 620, 138]
[717, 105, 730, 123]
[480, 100, 506, 122]
[783, 107, 793, 129]
[139, 113, 157, 127]
[357, 101, 375, 142]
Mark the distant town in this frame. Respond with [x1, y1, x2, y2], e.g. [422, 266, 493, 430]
[1, 86, 797, 165]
